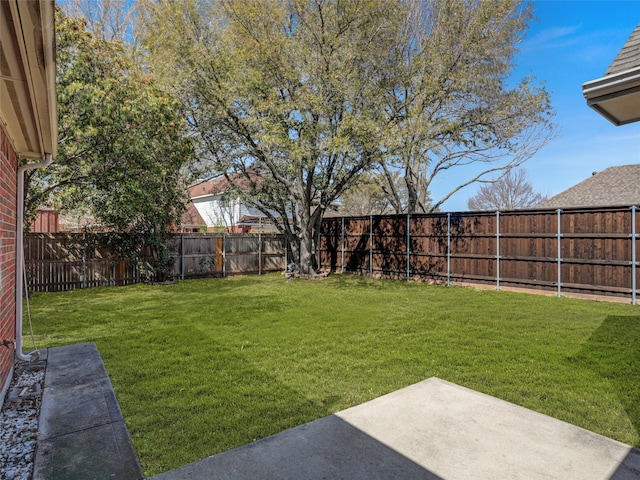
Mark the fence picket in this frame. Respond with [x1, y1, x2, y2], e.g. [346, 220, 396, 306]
[25, 207, 640, 304]
[25, 233, 286, 292]
[320, 206, 640, 303]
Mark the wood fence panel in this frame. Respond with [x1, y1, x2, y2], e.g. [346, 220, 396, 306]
[25, 233, 286, 291]
[340, 217, 370, 275]
[319, 218, 342, 271]
[320, 206, 639, 303]
[24, 207, 639, 302]
[25, 234, 138, 292]
[174, 234, 222, 278]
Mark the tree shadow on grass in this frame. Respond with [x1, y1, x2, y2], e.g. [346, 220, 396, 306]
[571, 316, 640, 444]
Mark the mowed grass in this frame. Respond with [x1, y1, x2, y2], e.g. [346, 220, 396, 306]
[27, 274, 640, 476]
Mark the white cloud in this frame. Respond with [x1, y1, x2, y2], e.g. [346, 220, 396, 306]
[523, 25, 582, 49]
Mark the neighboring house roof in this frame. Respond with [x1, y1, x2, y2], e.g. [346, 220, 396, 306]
[58, 213, 100, 232]
[0, 1, 58, 159]
[189, 177, 232, 199]
[189, 174, 259, 199]
[582, 24, 640, 126]
[181, 202, 206, 227]
[537, 164, 640, 209]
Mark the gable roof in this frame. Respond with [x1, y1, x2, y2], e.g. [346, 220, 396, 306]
[582, 24, 640, 126]
[189, 177, 233, 199]
[189, 173, 259, 199]
[537, 164, 640, 209]
[606, 24, 640, 75]
[181, 202, 206, 227]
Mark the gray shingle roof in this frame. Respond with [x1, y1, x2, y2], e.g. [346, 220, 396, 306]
[537, 164, 640, 209]
[606, 23, 640, 75]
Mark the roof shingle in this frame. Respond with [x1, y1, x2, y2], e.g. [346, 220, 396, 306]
[537, 164, 640, 209]
[181, 202, 206, 227]
[606, 23, 640, 75]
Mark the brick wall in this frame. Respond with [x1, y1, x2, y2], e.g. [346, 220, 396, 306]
[0, 124, 17, 399]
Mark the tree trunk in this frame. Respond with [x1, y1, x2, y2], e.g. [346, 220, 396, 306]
[406, 172, 418, 215]
[289, 199, 319, 275]
[298, 226, 316, 275]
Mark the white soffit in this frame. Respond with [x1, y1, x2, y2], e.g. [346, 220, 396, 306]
[582, 67, 640, 126]
[0, 0, 57, 159]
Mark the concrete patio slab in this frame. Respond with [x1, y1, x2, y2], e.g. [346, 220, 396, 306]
[33, 342, 143, 480]
[150, 377, 640, 480]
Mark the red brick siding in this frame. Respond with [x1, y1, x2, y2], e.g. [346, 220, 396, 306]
[0, 125, 17, 397]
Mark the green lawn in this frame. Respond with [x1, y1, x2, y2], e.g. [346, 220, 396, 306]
[27, 274, 640, 476]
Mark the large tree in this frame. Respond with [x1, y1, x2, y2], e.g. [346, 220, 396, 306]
[25, 8, 195, 279]
[339, 173, 395, 217]
[140, 0, 402, 274]
[59, 0, 137, 44]
[467, 168, 547, 211]
[380, 0, 555, 214]
[140, 0, 555, 274]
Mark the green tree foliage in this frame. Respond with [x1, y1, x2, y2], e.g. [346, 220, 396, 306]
[467, 168, 547, 211]
[140, 0, 401, 274]
[140, 0, 555, 274]
[338, 171, 432, 216]
[60, 0, 137, 44]
[339, 173, 393, 217]
[25, 8, 195, 280]
[380, 0, 555, 214]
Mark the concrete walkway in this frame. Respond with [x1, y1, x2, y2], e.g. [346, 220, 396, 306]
[29, 343, 640, 479]
[33, 343, 143, 480]
[151, 378, 640, 480]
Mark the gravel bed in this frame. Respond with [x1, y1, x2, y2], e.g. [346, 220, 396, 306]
[0, 361, 45, 480]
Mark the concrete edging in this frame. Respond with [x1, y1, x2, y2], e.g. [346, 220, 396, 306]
[33, 342, 143, 480]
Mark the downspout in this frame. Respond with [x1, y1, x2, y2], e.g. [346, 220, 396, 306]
[15, 154, 53, 362]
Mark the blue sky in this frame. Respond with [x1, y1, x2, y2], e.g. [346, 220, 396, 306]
[437, 0, 640, 212]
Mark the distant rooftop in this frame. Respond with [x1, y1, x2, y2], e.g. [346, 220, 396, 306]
[189, 173, 259, 199]
[537, 164, 640, 209]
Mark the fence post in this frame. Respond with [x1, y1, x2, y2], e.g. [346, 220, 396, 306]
[369, 215, 373, 278]
[317, 226, 321, 272]
[632, 205, 637, 305]
[81, 232, 87, 289]
[180, 234, 185, 280]
[557, 209, 562, 297]
[258, 232, 262, 275]
[496, 211, 501, 292]
[406, 214, 411, 281]
[341, 217, 345, 274]
[223, 235, 227, 278]
[447, 213, 451, 286]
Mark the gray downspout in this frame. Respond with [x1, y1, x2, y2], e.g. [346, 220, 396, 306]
[15, 154, 53, 362]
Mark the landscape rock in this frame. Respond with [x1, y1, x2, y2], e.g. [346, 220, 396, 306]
[1, 362, 45, 480]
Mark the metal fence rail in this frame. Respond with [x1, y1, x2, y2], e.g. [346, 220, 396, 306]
[320, 206, 639, 304]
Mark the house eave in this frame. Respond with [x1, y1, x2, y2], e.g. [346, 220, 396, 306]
[0, 0, 58, 159]
[191, 193, 223, 201]
[582, 67, 640, 126]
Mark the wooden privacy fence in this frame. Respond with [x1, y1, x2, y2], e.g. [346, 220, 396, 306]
[25, 233, 286, 292]
[319, 206, 639, 304]
[24, 233, 138, 292]
[170, 233, 285, 279]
